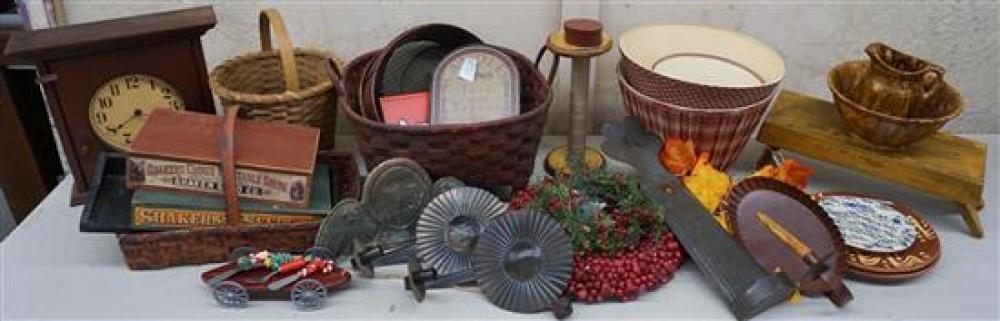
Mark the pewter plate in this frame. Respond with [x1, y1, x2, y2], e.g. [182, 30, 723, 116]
[473, 210, 572, 314]
[314, 199, 378, 260]
[415, 187, 507, 275]
[432, 176, 466, 197]
[818, 195, 918, 253]
[380, 41, 449, 96]
[361, 158, 434, 230]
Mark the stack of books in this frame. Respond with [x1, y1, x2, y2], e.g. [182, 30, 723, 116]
[125, 109, 330, 231]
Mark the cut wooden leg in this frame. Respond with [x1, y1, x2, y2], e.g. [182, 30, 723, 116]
[958, 202, 984, 239]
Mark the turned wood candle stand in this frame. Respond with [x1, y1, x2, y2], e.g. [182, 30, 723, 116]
[540, 19, 613, 176]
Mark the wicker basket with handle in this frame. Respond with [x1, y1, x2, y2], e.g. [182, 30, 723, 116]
[335, 47, 552, 192]
[210, 9, 341, 150]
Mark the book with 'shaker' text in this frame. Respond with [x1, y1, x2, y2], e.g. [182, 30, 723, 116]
[130, 165, 333, 230]
[127, 109, 319, 207]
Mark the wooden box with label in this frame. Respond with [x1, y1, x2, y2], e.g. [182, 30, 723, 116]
[127, 109, 319, 207]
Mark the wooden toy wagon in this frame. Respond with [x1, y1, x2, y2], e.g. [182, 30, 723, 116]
[201, 246, 350, 310]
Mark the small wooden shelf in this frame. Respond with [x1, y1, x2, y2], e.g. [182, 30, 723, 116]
[757, 90, 987, 238]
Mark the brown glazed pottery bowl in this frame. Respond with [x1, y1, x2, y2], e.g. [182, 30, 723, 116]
[617, 61, 772, 170]
[828, 60, 963, 149]
[619, 24, 785, 109]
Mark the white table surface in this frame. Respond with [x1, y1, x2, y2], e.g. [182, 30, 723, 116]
[2, 135, 998, 320]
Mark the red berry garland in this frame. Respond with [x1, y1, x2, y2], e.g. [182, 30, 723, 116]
[569, 233, 684, 302]
[511, 171, 687, 303]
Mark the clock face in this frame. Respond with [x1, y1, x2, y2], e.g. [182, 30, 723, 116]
[88, 74, 185, 150]
[431, 46, 519, 124]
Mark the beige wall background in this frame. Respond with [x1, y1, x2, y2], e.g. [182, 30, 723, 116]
[24, 0, 999, 134]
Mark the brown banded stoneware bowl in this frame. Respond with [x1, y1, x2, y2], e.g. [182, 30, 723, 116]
[619, 24, 785, 109]
[828, 60, 962, 149]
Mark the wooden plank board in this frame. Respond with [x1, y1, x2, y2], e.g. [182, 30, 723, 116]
[757, 90, 986, 209]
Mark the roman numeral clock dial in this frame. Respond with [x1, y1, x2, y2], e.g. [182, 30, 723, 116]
[88, 74, 185, 151]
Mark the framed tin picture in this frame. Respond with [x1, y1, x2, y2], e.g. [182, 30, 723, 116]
[430, 45, 520, 124]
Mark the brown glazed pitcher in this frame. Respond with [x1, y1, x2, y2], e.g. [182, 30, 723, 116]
[851, 42, 945, 118]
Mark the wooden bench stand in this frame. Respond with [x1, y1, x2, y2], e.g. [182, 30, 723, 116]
[757, 91, 987, 238]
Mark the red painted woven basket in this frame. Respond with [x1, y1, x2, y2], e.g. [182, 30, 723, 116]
[337, 49, 551, 191]
[617, 62, 772, 170]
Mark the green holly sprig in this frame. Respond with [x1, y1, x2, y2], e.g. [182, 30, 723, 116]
[510, 171, 665, 253]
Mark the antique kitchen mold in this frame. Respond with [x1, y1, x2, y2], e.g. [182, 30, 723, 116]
[316, 159, 478, 274]
[315, 158, 432, 261]
[362, 158, 434, 234]
[404, 210, 573, 318]
[314, 199, 378, 261]
[350, 177, 470, 277]
[415, 187, 508, 275]
[473, 211, 574, 318]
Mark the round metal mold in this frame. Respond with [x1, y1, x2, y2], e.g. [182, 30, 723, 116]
[362, 158, 434, 230]
[315, 199, 378, 259]
[473, 210, 573, 314]
[380, 40, 450, 96]
[416, 187, 507, 275]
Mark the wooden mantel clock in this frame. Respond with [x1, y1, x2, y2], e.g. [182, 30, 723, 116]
[4, 6, 217, 205]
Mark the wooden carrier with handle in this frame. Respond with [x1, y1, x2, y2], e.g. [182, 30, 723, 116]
[119, 107, 359, 270]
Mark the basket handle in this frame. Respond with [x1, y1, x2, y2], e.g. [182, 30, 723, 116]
[219, 106, 241, 225]
[324, 58, 352, 116]
[259, 9, 300, 91]
[534, 45, 559, 86]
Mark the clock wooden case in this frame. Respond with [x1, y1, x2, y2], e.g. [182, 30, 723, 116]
[4, 6, 217, 205]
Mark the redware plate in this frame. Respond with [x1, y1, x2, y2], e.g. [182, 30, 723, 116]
[723, 177, 847, 296]
[815, 191, 941, 282]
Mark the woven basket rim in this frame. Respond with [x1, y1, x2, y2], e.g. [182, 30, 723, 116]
[340, 50, 552, 133]
[618, 64, 773, 114]
[210, 47, 341, 104]
[363, 24, 483, 115]
[116, 221, 321, 243]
